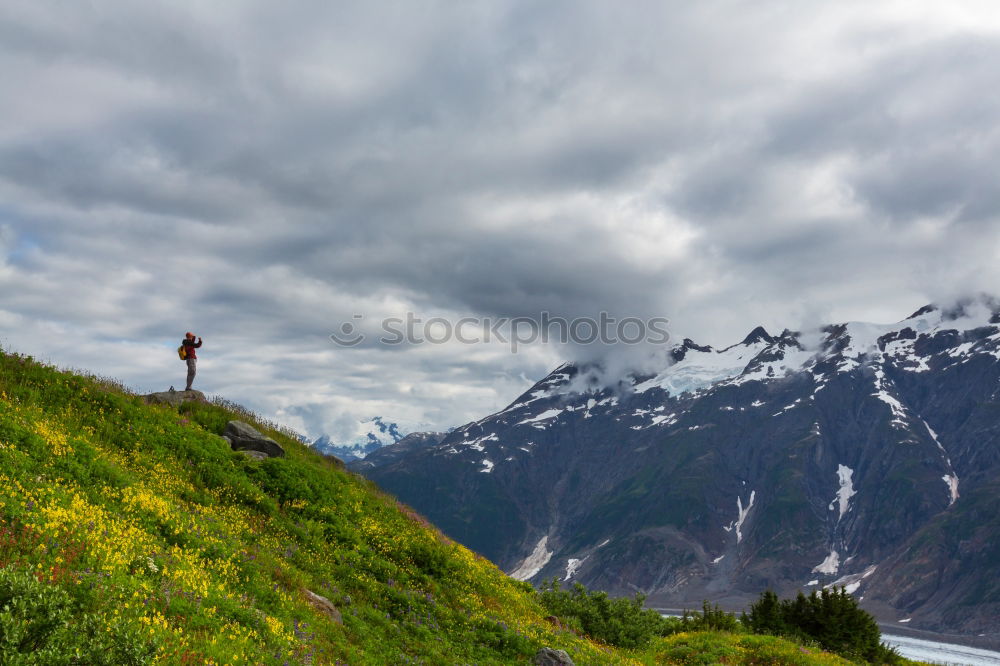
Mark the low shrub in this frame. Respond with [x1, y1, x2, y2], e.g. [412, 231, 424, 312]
[537, 578, 682, 649]
[0, 566, 157, 665]
[679, 600, 742, 632]
[655, 631, 852, 665]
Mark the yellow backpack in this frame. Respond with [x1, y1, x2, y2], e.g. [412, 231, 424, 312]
[178, 345, 187, 361]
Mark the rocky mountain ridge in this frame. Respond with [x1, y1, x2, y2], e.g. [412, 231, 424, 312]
[347, 431, 446, 473]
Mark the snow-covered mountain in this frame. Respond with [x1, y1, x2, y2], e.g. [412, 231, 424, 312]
[359, 296, 1000, 636]
[311, 416, 404, 462]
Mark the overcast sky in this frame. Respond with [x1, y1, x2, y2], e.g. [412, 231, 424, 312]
[2, 1, 1000, 442]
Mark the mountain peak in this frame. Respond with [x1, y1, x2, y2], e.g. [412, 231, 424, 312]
[681, 338, 713, 352]
[741, 326, 773, 345]
[671, 338, 713, 363]
[906, 304, 937, 320]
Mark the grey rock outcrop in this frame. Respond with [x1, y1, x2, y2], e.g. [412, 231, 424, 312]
[304, 589, 343, 624]
[223, 420, 285, 459]
[142, 388, 206, 407]
[237, 449, 270, 461]
[534, 648, 574, 665]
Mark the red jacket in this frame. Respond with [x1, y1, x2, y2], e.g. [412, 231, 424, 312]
[182, 338, 202, 359]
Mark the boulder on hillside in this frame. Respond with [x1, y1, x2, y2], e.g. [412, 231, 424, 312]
[534, 647, 574, 665]
[223, 420, 285, 459]
[303, 589, 343, 625]
[142, 388, 206, 407]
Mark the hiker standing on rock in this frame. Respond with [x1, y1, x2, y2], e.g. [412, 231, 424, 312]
[181, 332, 202, 391]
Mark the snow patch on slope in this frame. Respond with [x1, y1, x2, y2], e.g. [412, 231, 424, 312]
[773, 398, 803, 416]
[463, 433, 498, 451]
[942, 474, 960, 506]
[828, 464, 857, 521]
[827, 565, 877, 594]
[872, 367, 908, 428]
[633, 341, 769, 396]
[813, 550, 840, 575]
[509, 536, 552, 581]
[563, 557, 587, 581]
[631, 412, 678, 430]
[517, 409, 563, 426]
[924, 420, 960, 506]
[722, 490, 756, 543]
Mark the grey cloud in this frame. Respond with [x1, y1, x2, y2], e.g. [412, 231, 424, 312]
[2, 0, 999, 436]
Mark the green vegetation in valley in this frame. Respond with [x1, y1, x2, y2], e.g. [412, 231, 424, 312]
[538, 578, 682, 649]
[536, 578, 909, 664]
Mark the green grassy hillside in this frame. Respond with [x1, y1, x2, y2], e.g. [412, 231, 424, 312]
[0, 350, 869, 664]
